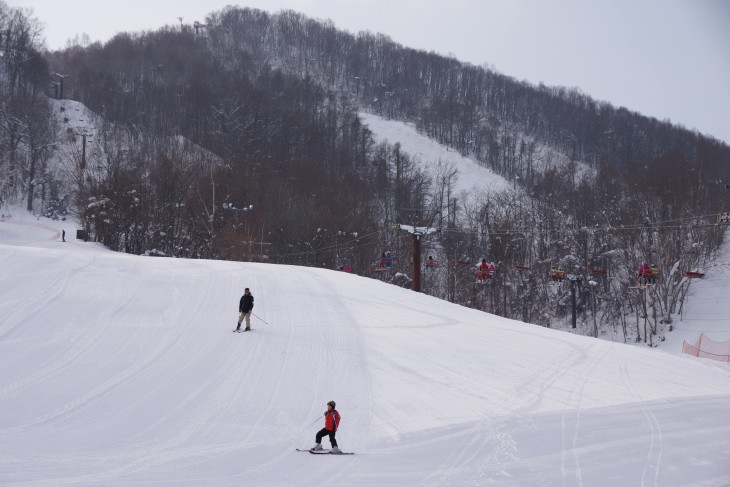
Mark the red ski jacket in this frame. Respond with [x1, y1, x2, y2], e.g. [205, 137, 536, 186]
[637, 264, 651, 277]
[325, 410, 341, 431]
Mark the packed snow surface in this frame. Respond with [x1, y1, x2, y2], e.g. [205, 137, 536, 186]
[664, 236, 730, 354]
[1, 212, 729, 486]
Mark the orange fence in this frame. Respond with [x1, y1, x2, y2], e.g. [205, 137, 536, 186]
[682, 333, 730, 363]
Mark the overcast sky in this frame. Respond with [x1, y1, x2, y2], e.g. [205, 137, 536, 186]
[14, 0, 730, 144]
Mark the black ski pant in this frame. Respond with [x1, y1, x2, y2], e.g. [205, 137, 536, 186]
[316, 428, 337, 447]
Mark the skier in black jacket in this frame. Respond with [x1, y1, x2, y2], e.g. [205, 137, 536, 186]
[235, 288, 254, 331]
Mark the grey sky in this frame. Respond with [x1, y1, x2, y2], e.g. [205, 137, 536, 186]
[15, 0, 730, 144]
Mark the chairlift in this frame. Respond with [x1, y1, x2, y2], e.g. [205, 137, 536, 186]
[681, 270, 705, 279]
[550, 264, 566, 283]
[424, 255, 439, 268]
[513, 264, 530, 271]
[476, 260, 496, 283]
[629, 283, 654, 290]
[636, 262, 660, 285]
[370, 251, 393, 272]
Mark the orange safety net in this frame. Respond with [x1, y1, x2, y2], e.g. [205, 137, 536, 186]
[682, 333, 730, 363]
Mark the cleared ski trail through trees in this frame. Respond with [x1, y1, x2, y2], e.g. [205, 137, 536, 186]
[1, 216, 729, 486]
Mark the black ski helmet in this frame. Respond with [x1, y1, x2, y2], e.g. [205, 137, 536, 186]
[327, 400, 336, 408]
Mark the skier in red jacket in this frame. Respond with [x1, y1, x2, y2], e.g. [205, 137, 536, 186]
[311, 401, 341, 453]
[637, 261, 651, 285]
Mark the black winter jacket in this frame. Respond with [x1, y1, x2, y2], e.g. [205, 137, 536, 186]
[239, 293, 254, 313]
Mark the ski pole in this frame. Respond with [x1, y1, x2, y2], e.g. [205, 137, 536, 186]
[252, 312, 269, 325]
[306, 415, 323, 429]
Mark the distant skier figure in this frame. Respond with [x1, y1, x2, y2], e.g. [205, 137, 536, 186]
[311, 401, 341, 453]
[235, 288, 254, 331]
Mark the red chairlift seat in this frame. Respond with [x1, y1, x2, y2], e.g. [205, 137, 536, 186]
[476, 262, 496, 281]
[372, 256, 393, 271]
[681, 270, 705, 278]
[370, 257, 392, 273]
[476, 270, 494, 281]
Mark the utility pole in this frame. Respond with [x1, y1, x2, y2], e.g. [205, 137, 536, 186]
[643, 286, 651, 346]
[398, 224, 437, 292]
[568, 274, 582, 329]
[54, 73, 70, 99]
[75, 129, 93, 171]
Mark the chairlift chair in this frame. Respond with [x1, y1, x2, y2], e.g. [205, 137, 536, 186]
[549, 264, 566, 283]
[425, 256, 439, 268]
[476, 260, 496, 283]
[681, 270, 705, 278]
[371, 252, 393, 272]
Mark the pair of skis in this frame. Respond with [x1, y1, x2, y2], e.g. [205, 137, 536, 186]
[232, 328, 252, 333]
[296, 448, 354, 455]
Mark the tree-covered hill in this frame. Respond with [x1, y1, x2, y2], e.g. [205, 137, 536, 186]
[3, 4, 729, 339]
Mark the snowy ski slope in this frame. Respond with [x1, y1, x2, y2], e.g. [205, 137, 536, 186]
[358, 112, 513, 196]
[1, 212, 729, 486]
[664, 237, 730, 355]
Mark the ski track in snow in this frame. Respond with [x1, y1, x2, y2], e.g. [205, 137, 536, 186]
[619, 363, 663, 487]
[1, 215, 730, 486]
[559, 344, 607, 487]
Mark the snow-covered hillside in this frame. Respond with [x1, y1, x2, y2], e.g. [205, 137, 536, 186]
[664, 238, 730, 355]
[359, 112, 595, 197]
[1, 212, 729, 486]
[359, 112, 513, 196]
[46, 98, 222, 189]
[51, 98, 98, 134]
